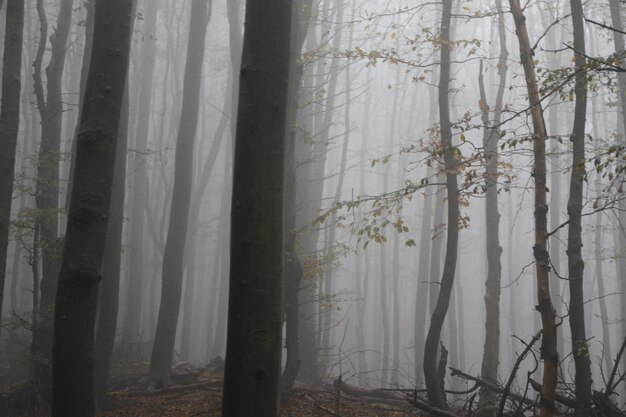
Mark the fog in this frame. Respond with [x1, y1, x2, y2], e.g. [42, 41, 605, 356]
[1, 0, 626, 415]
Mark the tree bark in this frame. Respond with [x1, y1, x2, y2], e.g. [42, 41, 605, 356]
[0, 0, 24, 339]
[508, 1, 558, 416]
[93, 46, 135, 402]
[51, 0, 134, 414]
[423, 0, 459, 408]
[65, 0, 95, 210]
[149, 0, 211, 385]
[567, 1, 592, 415]
[221, 0, 292, 414]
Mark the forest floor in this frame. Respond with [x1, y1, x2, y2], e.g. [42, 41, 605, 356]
[1, 349, 423, 417]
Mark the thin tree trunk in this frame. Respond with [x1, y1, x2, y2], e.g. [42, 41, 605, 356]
[51, 0, 134, 414]
[33, 0, 74, 398]
[607, 0, 626, 377]
[149, 0, 211, 385]
[122, 0, 159, 347]
[281, 0, 315, 398]
[478, 0, 507, 404]
[0, 0, 25, 338]
[541, 1, 564, 356]
[65, 0, 95, 210]
[567, 1, 592, 414]
[591, 91, 612, 375]
[508, 1, 558, 415]
[415, 75, 437, 388]
[423, 0, 459, 408]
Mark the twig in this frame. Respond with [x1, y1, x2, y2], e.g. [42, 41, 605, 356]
[497, 331, 541, 417]
[304, 394, 340, 416]
[607, 333, 626, 395]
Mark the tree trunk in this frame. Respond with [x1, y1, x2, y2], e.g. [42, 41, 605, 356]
[149, 0, 211, 385]
[221, 0, 292, 414]
[607, 0, 626, 377]
[415, 75, 438, 388]
[478, 0, 507, 406]
[423, 0, 459, 408]
[281, 0, 315, 398]
[51, 0, 134, 414]
[93, 60, 133, 403]
[0, 0, 24, 339]
[567, 1, 592, 415]
[33, 0, 74, 398]
[65, 0, 95, 210]
[122, 0, 159, 347]
[591, 91, 612, 376]
[508, 1, 558, 416]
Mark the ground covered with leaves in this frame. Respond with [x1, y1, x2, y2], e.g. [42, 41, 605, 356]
[1, 354, 420, 417]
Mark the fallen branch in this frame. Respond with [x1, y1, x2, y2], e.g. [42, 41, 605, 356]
[497, 330, 541, 416]
[110, 380, 223, 397]
[304, 394, 340, 416]
[338, 382, 406, 405]
[450, 368, 536, 408]
[607, 333, 626, 396]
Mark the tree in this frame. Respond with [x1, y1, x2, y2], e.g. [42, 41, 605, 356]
[93, 0, 137, 395]
[567, 0, 592, 414]
[509, 1, 558, 416]
[282, 0, 315, 398]
[149, 0, 212, 386]
[478, 0, 507, 408]
[423, 0, 460, 408]
[51, 0, 134, 414]
[0, 0, 25, 339]
[32, 0, 75, 395]
[220, 0, 292, 415]
[122, 0, 159, 347]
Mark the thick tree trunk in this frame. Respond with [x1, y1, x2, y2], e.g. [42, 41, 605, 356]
[221, 0, 292, 414]
[149, 0, 211, 385]
[567, 1, 592, 415]
[93, 70, 133, 403]
[423, 0, 459, 408]
[508, 1, 558, 416]
[50, 0, 134, 414]
[0, 0, 24, 339]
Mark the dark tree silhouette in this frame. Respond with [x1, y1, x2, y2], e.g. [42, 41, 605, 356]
[221, 0, 292, 415]
[423, 0, 460, 408]
[567, 0, 592, 415]
[51, 0, 134, 415]
[0, 0, 25, 339]
[509, 0, 558, 415]
[149, 0, 212, 386]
